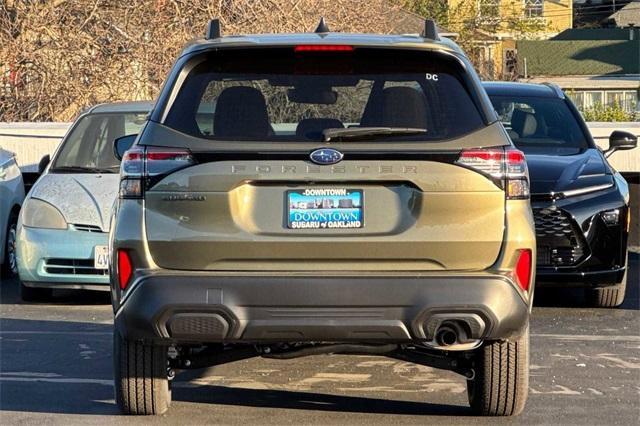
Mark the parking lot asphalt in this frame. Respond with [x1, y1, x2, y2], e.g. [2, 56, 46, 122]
[0, 253, 638, 425]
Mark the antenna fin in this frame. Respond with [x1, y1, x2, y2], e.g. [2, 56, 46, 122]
[315, 17, 330, 33]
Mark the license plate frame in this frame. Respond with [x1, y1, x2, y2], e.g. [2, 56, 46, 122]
[94, 245, 109, 270]
[286, 188, 364, 230]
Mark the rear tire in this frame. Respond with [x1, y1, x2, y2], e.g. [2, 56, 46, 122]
[20, 282, 52, 302]
[113, 332, 171, 415]
[467, 327, 529, 416]
[2, 212, 18, 278]
[585, 270, 627, 308]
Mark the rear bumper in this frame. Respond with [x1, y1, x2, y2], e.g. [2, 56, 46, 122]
[114, 272, 530, 344]
[536, 266, 625, 288]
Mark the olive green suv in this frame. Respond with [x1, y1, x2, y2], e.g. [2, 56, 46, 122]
[110, 19, 535, 416]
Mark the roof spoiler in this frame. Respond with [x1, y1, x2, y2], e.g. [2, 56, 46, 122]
[204, 17, 443, 41]
[206, 18, 221, 39]
[207, 17, 331, 38]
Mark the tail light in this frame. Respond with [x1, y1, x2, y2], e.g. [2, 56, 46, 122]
[117, 249, 133, 290]
[514, 249, 532, 292]
[456, 147, 529, 199]
[119, 146, 195, 199]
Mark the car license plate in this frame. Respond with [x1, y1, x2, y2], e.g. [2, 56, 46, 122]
[94, 245, 109, 270]
[287, 188, 364, 229]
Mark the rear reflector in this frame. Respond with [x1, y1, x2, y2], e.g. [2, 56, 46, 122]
[294, 45, 354, 52]
[117, 249, 133, 290]
[514, 249, 532, 292]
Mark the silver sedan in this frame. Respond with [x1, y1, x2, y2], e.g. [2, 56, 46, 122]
[0, 148, 25, 278]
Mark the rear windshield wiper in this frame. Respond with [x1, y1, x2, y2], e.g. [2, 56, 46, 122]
[322, 127, 427, 142]
[51, 166, 119, 174]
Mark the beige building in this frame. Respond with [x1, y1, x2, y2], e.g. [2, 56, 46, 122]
[447, 0, 573, 79]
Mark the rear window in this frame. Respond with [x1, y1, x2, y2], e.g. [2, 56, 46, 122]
[164, 48, 485, 142]
[489, 95, 589, 154]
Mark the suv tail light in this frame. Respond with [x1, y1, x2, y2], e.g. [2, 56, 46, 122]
[119, 146, 195, 199]
[456, 147, 529, 199]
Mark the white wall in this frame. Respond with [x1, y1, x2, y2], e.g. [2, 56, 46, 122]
[588, 122, 640, 174]
[0, 123, 70, 172]
[1, 121, 639, 173]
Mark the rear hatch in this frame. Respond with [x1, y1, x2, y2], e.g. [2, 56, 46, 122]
[139, 46, 510, 271]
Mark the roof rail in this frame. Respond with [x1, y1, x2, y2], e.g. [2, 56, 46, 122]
[422, 19, 439, 41]
[206, 18, 221, 39]
[315, 17, 330, 33]
[541, 82, 565, 99]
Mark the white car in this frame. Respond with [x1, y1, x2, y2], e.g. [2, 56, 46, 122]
[15, 101, 152, 300]
[0, 148, 25, 278]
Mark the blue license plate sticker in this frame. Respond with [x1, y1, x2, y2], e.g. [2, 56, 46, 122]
[287, 189, 364, 229]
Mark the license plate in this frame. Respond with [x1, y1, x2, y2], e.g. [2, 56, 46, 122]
[94, 245, 109, 270]
[287, 188, 364, 229]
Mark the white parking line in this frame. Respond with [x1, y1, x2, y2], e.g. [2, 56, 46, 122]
[0, 376, 228, 389]
[531, 333, 640, 342]
[0, 376, 113, 386]
[0, 331, 111, 335]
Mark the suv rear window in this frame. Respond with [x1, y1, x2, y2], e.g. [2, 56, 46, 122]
[490, 95, 589, 154]
[164, 48, 485, 142]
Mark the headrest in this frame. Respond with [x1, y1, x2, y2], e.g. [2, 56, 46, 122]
[511, 109, 538, 138]
[381, 87, 428, 129]
[214, 87, 271, 138]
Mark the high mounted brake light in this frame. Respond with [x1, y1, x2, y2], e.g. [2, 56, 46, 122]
[119, 146, 195, 199]
[456, 147, 529, 199]
[294, 45, 354, 52]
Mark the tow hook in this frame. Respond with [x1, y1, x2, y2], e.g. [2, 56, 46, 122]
[462, 368, 475, 380]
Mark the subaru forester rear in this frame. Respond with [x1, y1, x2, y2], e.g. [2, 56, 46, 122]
[110, 19, 535, 416]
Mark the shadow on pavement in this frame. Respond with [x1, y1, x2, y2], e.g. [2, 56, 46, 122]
[173, 385, 471, 416]
[0, 317, 469, 417]
[0, 276, 110, 306]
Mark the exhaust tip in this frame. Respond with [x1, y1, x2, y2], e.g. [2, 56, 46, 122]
[435, 326, 458, 347]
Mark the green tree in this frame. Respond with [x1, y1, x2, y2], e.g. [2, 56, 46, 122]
[581, 102, 636, 122]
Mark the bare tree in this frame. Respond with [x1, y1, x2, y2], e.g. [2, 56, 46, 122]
[0, 0, 413, 122]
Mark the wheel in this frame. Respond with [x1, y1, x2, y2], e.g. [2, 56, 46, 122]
[585, 269, 627, 308]
[20, 282, 52, 302]
[2, 212, 18, 277]
[467, 326, 529, 416]
[113, 331, 171, 415]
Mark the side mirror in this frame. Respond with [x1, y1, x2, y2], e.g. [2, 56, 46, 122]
[114, 134, 138, 161]
[605, 131, 637, 158]
[38, 154, 50, 175]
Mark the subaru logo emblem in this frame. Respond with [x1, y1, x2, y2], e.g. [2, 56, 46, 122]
[310, 148, 344, 165]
